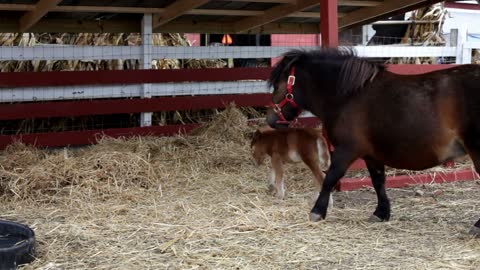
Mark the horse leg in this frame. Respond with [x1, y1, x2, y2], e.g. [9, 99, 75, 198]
[310, 147, 357, 221]
[271, 154, 285, 200]
[304, 157, 333, 208]
[471, 220, 480, 237]
[364, 158, 390, 222]
[463, 136, 480, 237]
[464, 135, 480, 238]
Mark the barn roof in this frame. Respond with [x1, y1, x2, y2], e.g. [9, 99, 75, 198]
[0, 0, 446, 34]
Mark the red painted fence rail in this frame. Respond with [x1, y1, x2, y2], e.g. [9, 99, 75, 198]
[0, 94, 271, 120]
[0, 67, 273, 88]
[0, 65, 456, 88]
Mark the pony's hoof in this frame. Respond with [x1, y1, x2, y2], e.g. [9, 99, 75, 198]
[309, 212, 323, 222]
[367, 215, 384, 223]
[469, 226, 480, 237]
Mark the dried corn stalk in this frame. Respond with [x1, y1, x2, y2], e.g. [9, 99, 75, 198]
[473, 49, 480, 64]
[0, 33, 226, 72]
[387, 3, 447, 64]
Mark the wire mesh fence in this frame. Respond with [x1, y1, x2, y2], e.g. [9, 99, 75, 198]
[0, 30, 472, 135]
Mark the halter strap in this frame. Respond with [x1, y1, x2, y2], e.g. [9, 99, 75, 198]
[271, 66, 302, 124]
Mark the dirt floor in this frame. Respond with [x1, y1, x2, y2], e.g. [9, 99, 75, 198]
[0, 107, 478, 270]
[2, 175, 479, 270]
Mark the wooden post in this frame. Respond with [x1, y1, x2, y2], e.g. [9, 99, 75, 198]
[362, 25, 369, 45]
[141, 14, 153, 127]
[450, 28, 458, 47]
[320, 0, 339, 47]
[455, 25, 470, 64]
[319, 0, 338, 151]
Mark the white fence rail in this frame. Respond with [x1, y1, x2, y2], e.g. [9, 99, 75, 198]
[0, 45, 458, 61]
[1, 81, 269, 103]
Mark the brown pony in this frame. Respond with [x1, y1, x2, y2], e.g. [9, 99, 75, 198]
[266, 48, 480, 236]
[251, 127, 332, 205]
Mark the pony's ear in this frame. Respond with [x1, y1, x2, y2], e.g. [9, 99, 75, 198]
[269, 49, 305, 88]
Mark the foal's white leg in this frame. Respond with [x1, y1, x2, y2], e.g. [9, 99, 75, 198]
[271, 154, 285, 200]
[268, 168, 276, 193]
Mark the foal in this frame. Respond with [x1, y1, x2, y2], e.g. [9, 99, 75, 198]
[251, 127, 332, 204]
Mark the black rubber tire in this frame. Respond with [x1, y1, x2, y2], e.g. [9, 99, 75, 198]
[0, 220, 36, 270]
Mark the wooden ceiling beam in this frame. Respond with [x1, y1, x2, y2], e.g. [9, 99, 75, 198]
[339, 0, 444, 30]
[19, 0, 63, 32]
[0, 4, 340, 18]
[224, 0, 381, 5]
[338, 1, 382, 7]
[0, 17, 320, 34]
[289, 11, 347, 18]
[221, 0, 295, 3]
[233, 0, 320, 33]
[152, 0, 211, 30]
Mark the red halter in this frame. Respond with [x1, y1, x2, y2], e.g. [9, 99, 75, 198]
[270, 66, 302, 124]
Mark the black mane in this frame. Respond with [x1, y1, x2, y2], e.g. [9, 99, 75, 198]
[268, 48, 385, 96]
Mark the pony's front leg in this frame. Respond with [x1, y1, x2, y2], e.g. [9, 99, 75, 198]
[304, 158, 332, 207]
[310, 147, 357, 221]
[364, 158, 390, 222]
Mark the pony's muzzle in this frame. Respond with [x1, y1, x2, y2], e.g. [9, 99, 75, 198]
[266, 110, 289, 129]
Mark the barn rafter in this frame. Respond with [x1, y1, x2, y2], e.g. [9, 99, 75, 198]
[19, 0, 63, 32]
[153, 0, 211, 30]
[233, 0, 323, 33]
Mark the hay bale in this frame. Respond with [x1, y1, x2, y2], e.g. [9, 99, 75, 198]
[191, 104, 254, 144]
[0, 106, 260, 199]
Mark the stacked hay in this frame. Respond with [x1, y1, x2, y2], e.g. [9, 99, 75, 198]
[387, 3, 448, 64]
[0, 105, 260, 200]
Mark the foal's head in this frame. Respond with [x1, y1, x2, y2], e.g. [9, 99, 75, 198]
[266, 48, 383, 129]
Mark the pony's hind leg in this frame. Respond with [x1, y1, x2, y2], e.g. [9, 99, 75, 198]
[364, 158, 390, 222]
[461, 134, 480, 236]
